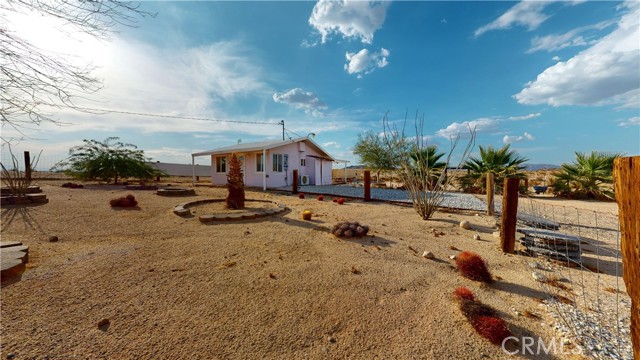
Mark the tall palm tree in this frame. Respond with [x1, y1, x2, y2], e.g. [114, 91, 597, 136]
[553, 151, 621, 200]
[461, 145, 528, 193]
[410, 145, 446, 190]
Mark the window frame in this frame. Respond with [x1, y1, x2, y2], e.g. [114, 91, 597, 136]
[215, 156, 227, 173]
[272, 154, 283, 173]
[256, 153, 264, 173]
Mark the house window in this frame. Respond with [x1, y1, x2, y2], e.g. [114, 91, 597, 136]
[300, 158, 306, 167]
[272, 154, 283, 172]
[256, 153, 264, 172]
[215, 156, 226, 173]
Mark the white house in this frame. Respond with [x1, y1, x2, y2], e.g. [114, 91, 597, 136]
[191, 137, 335, 190]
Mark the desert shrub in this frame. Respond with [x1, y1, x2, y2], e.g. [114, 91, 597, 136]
[471, 316, 511, 345]
[453, 288, 511, 345]
[332, 198, 337, 202]
[62, 182, 84, 188]
[331, 221, 369, 238]
[337, 198, 345, 205]
[110, 194, 138, 208]
[317, 195, 324, 201]
[455, 251, 493, 283]
[453, 287, 475, 302]
[298, 193, 305, 199]
[226, 154, 245, 209]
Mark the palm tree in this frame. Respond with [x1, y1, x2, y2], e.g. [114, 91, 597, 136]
[410, 145, 446, 190]
[553, 151, 622, 200]
[461, 145, 528, 193]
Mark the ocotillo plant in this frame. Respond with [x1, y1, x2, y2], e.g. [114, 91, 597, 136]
[226, 153, 245, 209]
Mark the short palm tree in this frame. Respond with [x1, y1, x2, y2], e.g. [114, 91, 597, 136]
[410, 145, 446, 190]
[461, 145, 528, 193]
[553, 151, 621, 200]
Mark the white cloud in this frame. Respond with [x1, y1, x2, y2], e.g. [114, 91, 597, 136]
[508, 113, 541, 121]
[436, 113, 540, 139]
[344, 48, 390, 78]
[618, 116, 640, 127]
[322, 141, 341, 148]
[503, 132, 535, 144]
[273, 88, 327, 117]
[436, 118, 498, 138]
[514, 2, 640, 108]
[308, 0, 389, 44]
[527, 20, 615, 53]
[474, 1, 553, 37]
[552, 55, 561, 61]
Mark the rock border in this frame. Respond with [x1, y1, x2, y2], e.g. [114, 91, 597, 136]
[172, 199, 288, 223]
[156, 188, 196, 196]
[125, 185, 158, 191]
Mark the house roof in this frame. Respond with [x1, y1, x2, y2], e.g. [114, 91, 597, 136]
[192, 137, 335, 161]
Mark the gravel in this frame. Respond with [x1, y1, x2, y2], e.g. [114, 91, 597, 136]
[289, 185, 487, 211]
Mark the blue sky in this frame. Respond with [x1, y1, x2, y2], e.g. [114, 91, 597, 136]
[3, 0, 639, 166]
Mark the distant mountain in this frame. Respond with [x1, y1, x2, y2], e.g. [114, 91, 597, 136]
[524, 164, 560, 171]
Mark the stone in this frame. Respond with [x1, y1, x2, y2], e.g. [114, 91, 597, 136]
[97, 318, 110, 329]
[327, 336, 336, 343]
[473, 234, 481, 240]
[49, 235, 59, 242]
[528, 262, 541, 269]
[459, 221, 471, 229]
[198, 215, 216, 223]
[532, 272, 548, 283]
[492, 231, 500, 238]
[422, 251, 434, 259]
[449, 255, 457, 260]
[7, 353, 15, 359]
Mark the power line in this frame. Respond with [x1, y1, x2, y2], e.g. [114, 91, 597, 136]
[76, 107, 279, 125]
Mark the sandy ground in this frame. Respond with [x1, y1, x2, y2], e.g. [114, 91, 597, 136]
[1, 181, 595, 359]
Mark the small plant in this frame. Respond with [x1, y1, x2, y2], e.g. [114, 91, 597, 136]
[337, 198, 345, 205]
[453, 287, 475, 301]
[331, 221, 369, 238]
[453, 287, 511, 345]
[302, 210, 312, 220]
[455, 251, 493, 283]
[317, 195, 324, 201]
[62, 182, 84, 189]
[298, 193, 305, 199]
[471, 316, 511, 345]
[332, 198, 337, 202]
[226, 154, 245, 209]
[110, 194, 138, 208]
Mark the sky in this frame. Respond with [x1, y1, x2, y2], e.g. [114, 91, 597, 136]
[2, 0, 639, 167]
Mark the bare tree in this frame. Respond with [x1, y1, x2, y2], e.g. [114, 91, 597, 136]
[381, 112, 476, 220]
[0, 0, 154, 142]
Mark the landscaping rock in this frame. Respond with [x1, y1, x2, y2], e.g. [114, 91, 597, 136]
[473, 234, 481, 240]
[422, 251, 434, 259]
[532, 272, 548, 283]
[449, 255, 457, 260]
[528, 262, 542, 269]
[48, 235, 59, 242]
[459, 221, 471, 230]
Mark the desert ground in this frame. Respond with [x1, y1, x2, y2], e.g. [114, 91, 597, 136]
[2, 179, 616, 359]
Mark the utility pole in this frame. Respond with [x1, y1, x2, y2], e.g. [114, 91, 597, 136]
[279, 120, 285, 140]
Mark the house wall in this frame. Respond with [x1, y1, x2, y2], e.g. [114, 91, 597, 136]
[206, 140, 333, 188]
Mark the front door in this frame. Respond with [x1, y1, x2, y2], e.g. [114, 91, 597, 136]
[315, 159, 322, 186]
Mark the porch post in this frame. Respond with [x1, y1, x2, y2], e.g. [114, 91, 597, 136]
[191, 155, 195, 186]
[262, 148, 267, 191]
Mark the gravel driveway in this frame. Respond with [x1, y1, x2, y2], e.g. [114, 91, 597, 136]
[284, 185, 487, 211]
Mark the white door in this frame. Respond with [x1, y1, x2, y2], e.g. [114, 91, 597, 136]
[315, 159, 322, 185]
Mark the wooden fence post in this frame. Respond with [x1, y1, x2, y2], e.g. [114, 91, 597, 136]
[500, 177, 519, 254]
[292, 169, 298, 194]
[486, 172, 495, 215]
[24, 151, 31, 182]
[614, 156, 640, 360]
[364, 170, 371, 202]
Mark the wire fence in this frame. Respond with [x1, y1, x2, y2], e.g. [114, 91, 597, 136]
[0, 149, 71, 180]
[510, 196, 631, 360]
